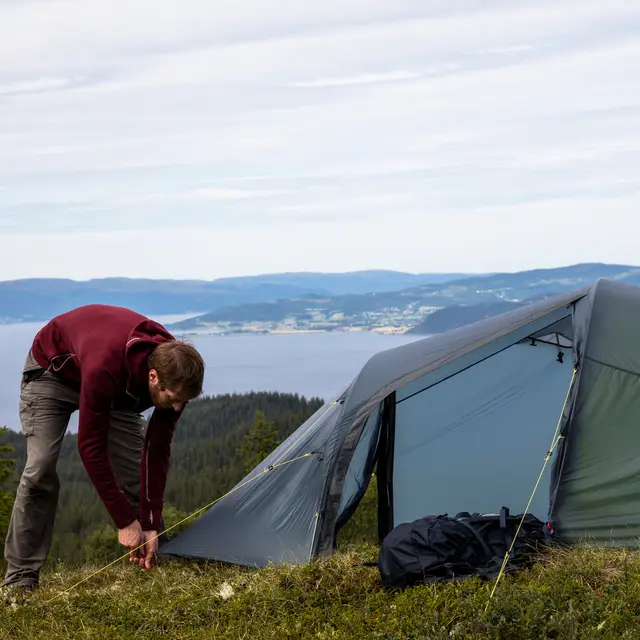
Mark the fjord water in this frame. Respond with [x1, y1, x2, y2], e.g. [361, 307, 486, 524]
[0, 316, 423, 433]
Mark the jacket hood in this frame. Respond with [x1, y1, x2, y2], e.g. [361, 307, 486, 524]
[124, 319, 175, 399]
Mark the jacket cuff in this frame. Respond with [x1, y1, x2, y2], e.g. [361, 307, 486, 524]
[109, 495, 138, 530]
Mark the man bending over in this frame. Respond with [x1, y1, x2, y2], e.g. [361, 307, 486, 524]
[2, 304, 205, 598]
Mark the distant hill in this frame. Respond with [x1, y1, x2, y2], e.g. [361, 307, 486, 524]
[0, 271, 474, 323]
[408, 301, 527, 334]
[171, 263, 640, 334]
[212, 270, 473, 295]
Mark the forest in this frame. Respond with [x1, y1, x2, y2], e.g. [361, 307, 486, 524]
[0, 391, 382, 570]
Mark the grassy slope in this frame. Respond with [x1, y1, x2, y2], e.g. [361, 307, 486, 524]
[2, 481, 639, 638]
[2, 544, 640, 639]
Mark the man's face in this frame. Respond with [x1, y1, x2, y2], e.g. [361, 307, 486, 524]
[148, 370, 188, 411]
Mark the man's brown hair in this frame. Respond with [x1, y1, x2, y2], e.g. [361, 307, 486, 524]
[148, 340, 205, 399]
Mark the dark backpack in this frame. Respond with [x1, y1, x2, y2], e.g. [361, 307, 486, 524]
[378, 507, 549, 588]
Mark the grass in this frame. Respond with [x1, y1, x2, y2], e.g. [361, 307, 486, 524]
[2, 543, 640, 639]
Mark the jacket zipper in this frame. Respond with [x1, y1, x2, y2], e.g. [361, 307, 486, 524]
[146, 431, 152, 526]
[127, 388, 151, 525]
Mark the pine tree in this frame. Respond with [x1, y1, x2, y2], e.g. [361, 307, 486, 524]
[237, 411, 281, 474]
[0, 425, 16, 540]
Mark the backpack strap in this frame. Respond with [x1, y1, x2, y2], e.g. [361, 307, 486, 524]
[456, 520, 503, 566]
[499, 506, 515, 555]
[500, 506, 509, 529]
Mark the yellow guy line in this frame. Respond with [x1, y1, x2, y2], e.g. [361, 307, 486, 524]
[272, 401, 338, 466]
[485, 367, 577, 612]
[46, 452, 314, 604]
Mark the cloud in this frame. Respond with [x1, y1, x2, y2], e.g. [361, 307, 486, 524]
[286, 71, 421, 88]
[0, 76, 76, 96]
[3, 197, 639, 281]
[0, 0, 639, 278]
[189, 188, 292, 201]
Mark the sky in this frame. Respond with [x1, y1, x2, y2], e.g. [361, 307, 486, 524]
[1, 0, 639, 280]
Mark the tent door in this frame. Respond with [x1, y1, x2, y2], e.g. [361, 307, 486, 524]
[376, 391, 397, 541]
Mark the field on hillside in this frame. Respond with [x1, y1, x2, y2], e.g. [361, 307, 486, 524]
[2, 544, 640, 639]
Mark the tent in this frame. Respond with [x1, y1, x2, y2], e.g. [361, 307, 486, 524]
[161, 278, 640, 567]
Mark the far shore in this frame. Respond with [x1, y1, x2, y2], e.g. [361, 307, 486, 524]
[173, 325, 422, 337]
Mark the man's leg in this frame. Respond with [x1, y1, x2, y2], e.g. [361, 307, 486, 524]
[3, 352, 77, 588]
[108, 410, 144, 519]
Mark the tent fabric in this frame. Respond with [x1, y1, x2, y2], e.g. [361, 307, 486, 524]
[391, 340, 574, 527]
[162, 278, 640, 567]
[317, 292, 583, 555]
[549, 279, 640, 544]
[160, 400, 343, 566]
[335, 402, 382, 531]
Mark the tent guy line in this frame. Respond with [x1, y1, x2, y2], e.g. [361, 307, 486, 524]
[272, 401, 339, 466]
[45, 451, 316, 604]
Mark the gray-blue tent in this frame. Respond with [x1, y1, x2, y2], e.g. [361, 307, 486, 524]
[161, 278, 640, 567]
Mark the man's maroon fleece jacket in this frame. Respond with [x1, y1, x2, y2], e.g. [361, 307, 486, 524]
[30, 304, 184, 531]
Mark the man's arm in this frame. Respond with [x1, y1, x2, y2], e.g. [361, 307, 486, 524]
[139, 407, 182, 531]
[77, 369, 138, 529]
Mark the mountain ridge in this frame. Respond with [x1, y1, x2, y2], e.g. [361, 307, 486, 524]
[0, 270, 476, 323]
[169, 263, 640, 334]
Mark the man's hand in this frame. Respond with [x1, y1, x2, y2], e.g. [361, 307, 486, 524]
[118, 519, 144, 562]
[131, 530, 158, 571]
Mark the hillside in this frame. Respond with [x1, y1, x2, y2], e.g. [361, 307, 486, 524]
[1, 392, 324, 565]
[212, 270, 473, 295]
[3, 392, 640, 637]
[408, 301, 527, 334]
[171, 262, 640, 335]
[0, 271, 472, 323]
[5, 263, 637, 331]
[1, 544, 638, 638]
